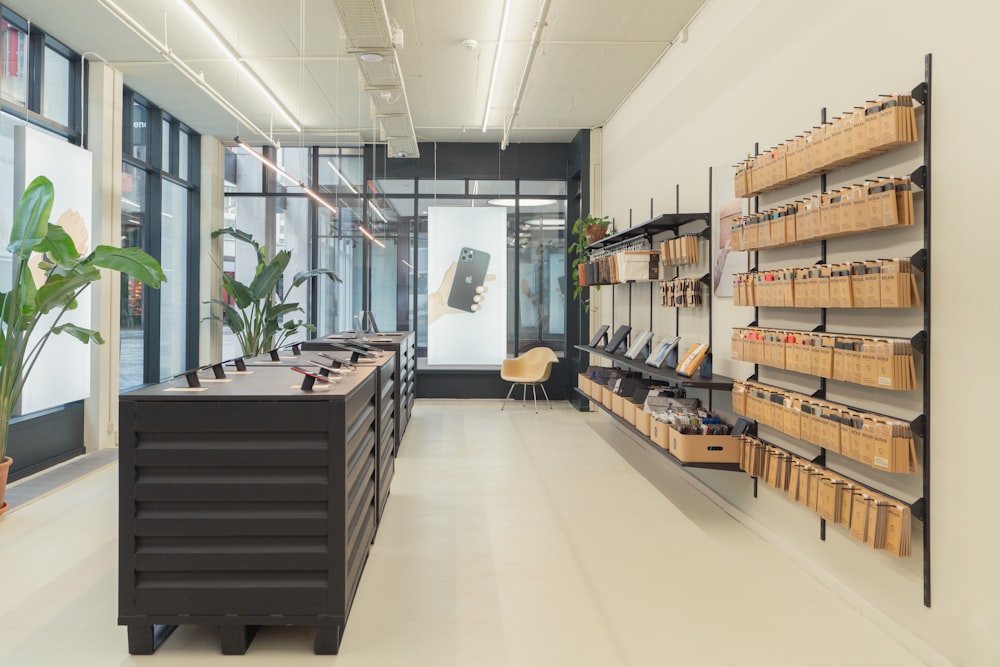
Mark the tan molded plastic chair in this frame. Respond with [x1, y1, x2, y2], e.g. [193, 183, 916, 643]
[500, 347, 559, 413]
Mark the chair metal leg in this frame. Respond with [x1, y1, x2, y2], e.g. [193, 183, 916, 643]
[532, 384, 538, 413]
[501, 383, 516, 411]
[539, 383, 551, 409]
[522, 384, 528, 406]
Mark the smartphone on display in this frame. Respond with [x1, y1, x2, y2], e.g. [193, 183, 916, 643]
[447, 247, 490, 312]
[291, 366, 331, 382]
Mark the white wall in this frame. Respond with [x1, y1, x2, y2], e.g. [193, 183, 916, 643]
[598, 1, 1000, 665]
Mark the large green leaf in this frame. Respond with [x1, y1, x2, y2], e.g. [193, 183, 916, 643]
[212, 226, 265, 264]
[86, 246, 166, 287]
[9, 176, 53, 255]
[249, 251, 290, 300]
[35, 267, 100, 314]
[51, 323, 104, 345]
[219, 302, 246, 334]
[290, 268, 341, 288]
[221, 273, 253, 309]
[35, 223, 81, 262]
[265, 302, 302, 320]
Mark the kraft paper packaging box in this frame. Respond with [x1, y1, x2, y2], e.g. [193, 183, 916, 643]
[846, 106, 865, 158]
[862, 100, 881, 153]
[829, 264, 853, 308]
[785, 135, 804, 179]
[821, 190, 843, 236]
[784, 396, 803, 440]
[826, 116, 845, 165]
[862, 260, 883, 307]
[734, 160, 750, 198]
[668, 429, 741, 464]
[816, 265, 832, 308]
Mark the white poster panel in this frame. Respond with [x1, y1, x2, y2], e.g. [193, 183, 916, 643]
[427, 206, 507, 366]
[14, 126, 94, 414]
[712, 159, 749, 297]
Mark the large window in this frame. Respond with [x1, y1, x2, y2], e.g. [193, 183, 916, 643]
[119, 89, 199, 387]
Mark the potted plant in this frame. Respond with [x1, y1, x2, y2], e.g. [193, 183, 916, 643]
[568, 214, 613, 310]
[0, 175, 166, 513]
[207, 227, 340, 358]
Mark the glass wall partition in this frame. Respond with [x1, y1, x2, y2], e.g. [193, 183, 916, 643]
[119, 88, 199, 388]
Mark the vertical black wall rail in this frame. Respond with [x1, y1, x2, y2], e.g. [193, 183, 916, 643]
[819, 107, 828, 543]
[919, 52, 933, 609]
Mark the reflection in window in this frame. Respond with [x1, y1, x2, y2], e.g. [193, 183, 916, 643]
[0, 21, 27, 106]
[159, 180, 189, 379]
[131, 101, 148, 162]
[42, 47, 70, 126]
[119, 163, 147, 389]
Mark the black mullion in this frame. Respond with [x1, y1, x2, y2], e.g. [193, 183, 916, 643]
[309, 147, 320, 330]
[26, 30, 43, 115]
[143, 168, 163, 383]
[184, 179, 200, 370]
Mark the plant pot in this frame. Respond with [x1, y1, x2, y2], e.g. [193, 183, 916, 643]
[0, 456, 11, 515]
[585, 224, 608, 245]
[578, 263, 587, 287]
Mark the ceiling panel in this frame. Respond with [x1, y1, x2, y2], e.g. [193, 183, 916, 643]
[4, 0, 706, 147]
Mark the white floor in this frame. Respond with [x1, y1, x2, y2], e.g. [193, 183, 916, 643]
[0, 400, 932, 666]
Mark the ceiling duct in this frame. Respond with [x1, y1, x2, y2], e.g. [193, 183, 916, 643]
[333, 0, 419, 157]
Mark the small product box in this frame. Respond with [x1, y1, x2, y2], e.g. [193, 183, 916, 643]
[612, 394, 626, 418]
[635, 410, 652, 437]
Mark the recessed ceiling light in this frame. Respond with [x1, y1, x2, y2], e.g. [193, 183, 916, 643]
[488, 198, 557, 207]
[359, 52, 384, 63]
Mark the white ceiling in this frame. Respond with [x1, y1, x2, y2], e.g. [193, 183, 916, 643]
[7, 0, 705, 147]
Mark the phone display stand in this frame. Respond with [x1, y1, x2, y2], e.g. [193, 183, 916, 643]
[234, 357, 247, 372]
[183, 370, 201, 388]
[211, 363, 226, 379]
[589, 331, 609, 348]
[359, 310, 379, 334]
[664, 346, 679, 370]
[268, 349, 281, 361]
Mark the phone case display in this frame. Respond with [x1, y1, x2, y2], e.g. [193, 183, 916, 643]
[740, 437, 911, 557]
[645, 336, 681, 368]
[731, 177, 915, 251]
[732, 257, 921, 309]
[732, 381, 918, 473]
[624, 330, 654, 359]
[659, 234, 700, 267]
[660, 277, 703, 308]
[731, 327, 917, 390]
[734, 93, 918, 197]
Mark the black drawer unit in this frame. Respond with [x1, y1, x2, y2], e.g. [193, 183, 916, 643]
[302, 331, 415, 453]
[118, 364, 378, 655]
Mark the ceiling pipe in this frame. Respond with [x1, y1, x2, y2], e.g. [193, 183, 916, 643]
[501, 0, 552, 150]
[94, 0, 279, 147]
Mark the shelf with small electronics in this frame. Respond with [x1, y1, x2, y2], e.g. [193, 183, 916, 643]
[577, 181, 745, 474]
[727, 56, 932, 600]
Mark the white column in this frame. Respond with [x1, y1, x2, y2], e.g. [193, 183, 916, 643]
[84, 61, 123, 451]
[199, 136, 225, 364]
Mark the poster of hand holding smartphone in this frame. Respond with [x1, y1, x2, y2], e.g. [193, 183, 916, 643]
[427, 206, 507, 365]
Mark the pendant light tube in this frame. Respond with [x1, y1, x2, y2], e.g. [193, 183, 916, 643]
[95, 0, 278, 146]
[176, 0, 302, 132]
[481, 0, 512, 132]
[236, 140, 384, 247]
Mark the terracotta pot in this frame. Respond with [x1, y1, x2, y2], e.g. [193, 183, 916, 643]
[0, 456, 11, 515]
[578, 263, 586, 287]
[584, 224, 608, 245]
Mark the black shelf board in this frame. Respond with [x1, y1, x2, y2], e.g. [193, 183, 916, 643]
[587, 212, 710, 251]
[574, 388, 742, 472]
[575, 345, 733, 390]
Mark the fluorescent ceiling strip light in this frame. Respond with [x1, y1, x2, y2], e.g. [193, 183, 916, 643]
[482, 0, 512, 132]
[176, 0, 301, 132]
[326, 160, 359, 194]
[95, 0, 278, 147]
[237, 141, 384, 247]
[368, 201, 388, 224]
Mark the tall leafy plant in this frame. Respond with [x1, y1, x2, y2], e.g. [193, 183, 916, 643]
[568, 214, 613, 310]
[208, 227, 339, 357]
[0, 175, 166, 461]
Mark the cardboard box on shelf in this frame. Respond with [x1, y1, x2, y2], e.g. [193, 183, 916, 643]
[668, 428, 741, 464]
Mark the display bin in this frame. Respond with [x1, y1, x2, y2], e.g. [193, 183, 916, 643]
[623, 400, 638, 425]
[635, 410, 652, 436]
[612, 394, 625, 417]
[667, 428, 741, 464]
[650, 419, 671, 449]
[601, 387, 614, 409]
[578, 374, 592, 396]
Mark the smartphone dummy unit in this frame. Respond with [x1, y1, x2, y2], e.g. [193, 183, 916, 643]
[447, 247, 491, 312]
